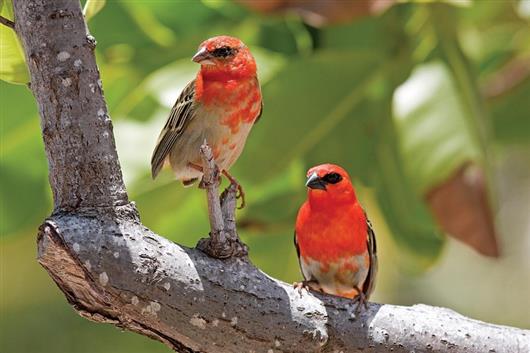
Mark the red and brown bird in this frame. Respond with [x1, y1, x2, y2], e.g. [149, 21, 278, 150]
[294, 164, 377, 308]
[151, 36, 262, 206]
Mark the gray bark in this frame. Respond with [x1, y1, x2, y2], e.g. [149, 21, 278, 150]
[12, 1, 530, 353]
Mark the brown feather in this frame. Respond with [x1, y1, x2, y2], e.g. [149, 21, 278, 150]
[151, 80, 197, 179]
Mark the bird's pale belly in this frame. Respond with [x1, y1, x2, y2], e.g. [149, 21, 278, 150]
[168, 113, 254, 181]
[301, 254, 369, 299]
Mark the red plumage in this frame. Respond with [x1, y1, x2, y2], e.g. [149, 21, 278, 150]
[295, 164, 377, 301]
[151, 36, 262, 198]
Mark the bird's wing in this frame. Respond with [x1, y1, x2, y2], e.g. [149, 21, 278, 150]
[151, 80, 197, 179]
[254, 100, 264, 124]
[362, 215, 378, 299]
[253, 77, 263, 124]
[293, 230, 308, 281]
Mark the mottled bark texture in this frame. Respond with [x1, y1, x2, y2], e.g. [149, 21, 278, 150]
[13, 1, 530, 353]
[14, 0, 127, 211]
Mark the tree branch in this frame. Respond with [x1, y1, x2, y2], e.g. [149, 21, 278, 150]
[13, 1, 530, 353]
[37, 213, 530, 353]
[196, 142, 248, 258]
[14, 0, 128, 211]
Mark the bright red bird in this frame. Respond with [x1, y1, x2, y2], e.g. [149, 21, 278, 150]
[151, 36, 262, 206]
[294, 164, 377, 308]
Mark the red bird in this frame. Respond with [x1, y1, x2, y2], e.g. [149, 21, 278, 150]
[294, 164, 377, 308]
[151, 36, 262, 206]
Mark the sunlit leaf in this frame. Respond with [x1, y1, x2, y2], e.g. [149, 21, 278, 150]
[114, 108, 170, 185]
[83, 0, 106, 22]
[517, 0, 530, 20]
[393, 61, 480, 192]
[0, 0, 29, 84]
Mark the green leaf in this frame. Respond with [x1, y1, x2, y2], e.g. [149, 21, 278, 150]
[374, 131, 445, 269]
[236, 51, 383, 183]
[121, 1, 176, 47]
[393, 61, 480, 192]
[83, 0, 106, 22]
[0, 82, 50, 237]
[0, 0, 29, 84]
[489, 78, 530, 144]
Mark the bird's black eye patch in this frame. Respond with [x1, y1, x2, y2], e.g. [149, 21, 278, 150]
[322, 172, 342, 184]
[211, 46, 235, 58]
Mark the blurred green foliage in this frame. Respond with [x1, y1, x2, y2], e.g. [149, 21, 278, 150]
[1, 1, 529, 352]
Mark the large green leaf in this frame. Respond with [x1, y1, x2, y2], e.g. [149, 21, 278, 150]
[236, 48, 444, 265]
[374, 125, 445, 268]
[393, 61, 481, 192]
[236, 51, 383, 182]
[0, 0, 29, 84]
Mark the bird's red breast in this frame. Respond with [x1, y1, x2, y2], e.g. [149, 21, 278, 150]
[296, 164, 368, 262]
[294, 164, 376, 299]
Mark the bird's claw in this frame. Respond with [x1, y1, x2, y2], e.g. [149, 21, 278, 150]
[235, 183, 245, 209]
[293, 281, 309, 298]
[351, 287, 368, 315]
[293, 280, 320, 298]
[222, 170, 245, 209]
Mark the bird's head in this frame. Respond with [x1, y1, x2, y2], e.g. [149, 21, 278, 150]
[305, 164, 357, 206]
[192, 36, 256, 79]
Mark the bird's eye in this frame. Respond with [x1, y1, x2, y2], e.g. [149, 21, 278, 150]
[211, 46, 234, 58]
[323, 172, 342, 184]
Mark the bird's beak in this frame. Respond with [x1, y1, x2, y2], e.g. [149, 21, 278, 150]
[192, 47, 213, 65]
[306, 172, 327, 191]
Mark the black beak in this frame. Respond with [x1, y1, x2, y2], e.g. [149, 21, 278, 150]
[192, 47, 210, 63]
[306, 172, 327, 191]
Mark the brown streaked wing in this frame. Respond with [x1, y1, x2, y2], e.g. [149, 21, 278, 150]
[150, 79, 197, 179]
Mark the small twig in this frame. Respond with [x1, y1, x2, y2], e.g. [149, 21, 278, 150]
[198, 142, 233, 258]
[220, 184, 238, 236]
[0, 15, 15, 29]
[197, 142, 248, 258]
[199, 143, 226, 244]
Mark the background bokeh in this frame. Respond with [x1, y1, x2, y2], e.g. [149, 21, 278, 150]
[1, 1, 529, 352]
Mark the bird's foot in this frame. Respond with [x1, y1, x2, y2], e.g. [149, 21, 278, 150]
[222, 170, 245, 209]
[351, 286, 369, 315]
[293, 280, 320, 298]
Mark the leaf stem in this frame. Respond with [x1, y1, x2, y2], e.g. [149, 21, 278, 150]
[0, 15, 15, 29]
